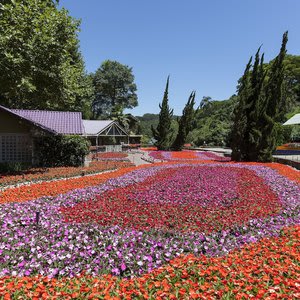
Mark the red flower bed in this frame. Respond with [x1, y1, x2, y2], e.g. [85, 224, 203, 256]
[1, 225, 299, 299]
[62, 166, 281, 233]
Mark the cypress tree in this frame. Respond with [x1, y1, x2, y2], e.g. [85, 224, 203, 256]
[231, 57, 252, 161]
[151, 76, 174, 150]
[172, 91, 197, 151]
[243, 48, 266, 161]
[258, 31, 288, 162]
[231, 48, 266, 161]
[231, 32, 288, 162]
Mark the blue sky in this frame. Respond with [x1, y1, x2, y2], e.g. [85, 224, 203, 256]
[59, 0, 300, 116]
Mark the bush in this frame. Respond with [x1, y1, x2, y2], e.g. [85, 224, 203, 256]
[0, 162, 31, 174]
[35, 135, 90, 167]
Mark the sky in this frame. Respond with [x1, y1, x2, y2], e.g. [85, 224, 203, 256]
[59, 0, 300, 116]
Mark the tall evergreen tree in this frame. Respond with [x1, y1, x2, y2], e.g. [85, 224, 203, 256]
[231, 32, 288, 162]
[172, 91, 196, 151]
[231, 57, 252, 161]
[151, 76, 174, 150]
[231, 47, 266, 161]
[258, 31, 288, 161]
[243, 48, 266, 161]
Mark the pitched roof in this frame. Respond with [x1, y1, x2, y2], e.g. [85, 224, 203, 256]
[82, 120, 114, 135]
[283, 113, 300, 125]
[0, 105, 83, 134]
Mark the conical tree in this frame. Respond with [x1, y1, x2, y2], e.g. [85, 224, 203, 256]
[243, 47, 266, 161]
[258, 31, 288, 162]
[151, 76, 174, 150]
[231, 47, 266, 161]
[231, 57, 252, 161]
[172, 91, 197, 151]
[231, 32, 288, 162]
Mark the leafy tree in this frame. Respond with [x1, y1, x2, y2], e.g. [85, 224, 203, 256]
[151, 76, 174, 150]
[0, 0, 93, 115]
[172, 91, 197, 150]
[92, 60, 138, 119]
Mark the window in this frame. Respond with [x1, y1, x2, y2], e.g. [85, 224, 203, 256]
[0, 134, 32, 163]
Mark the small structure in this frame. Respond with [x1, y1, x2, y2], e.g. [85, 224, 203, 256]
[83, 120, 142, 152]
[0, 105, 83, 163]
[283, 113, 300, 125]
[0, 105, 142, 163]
[83, 120, 129, 148]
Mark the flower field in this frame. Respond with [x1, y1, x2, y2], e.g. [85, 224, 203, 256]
[0, 152, 299, 299]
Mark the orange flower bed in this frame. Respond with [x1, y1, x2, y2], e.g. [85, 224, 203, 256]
[140, 147, 157, 151]
[0, 161, 133, 187]
[277, 143, 300, 150]
[1, 225, 299, 299]
[266, 162, 300, 183]
[170, 151, 198, 160]
[0, 167, 136, 204]
[236, 161, 300, 184]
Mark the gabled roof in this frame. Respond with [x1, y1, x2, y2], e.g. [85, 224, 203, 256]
[283, 113, 300, 125]
[83, 120, 128, 136]
[0, 105, 84, 134]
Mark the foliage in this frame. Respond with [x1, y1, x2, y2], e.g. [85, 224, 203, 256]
[188, 96, 235, 146]
[35, 135, 90, 167]
[91, 60, 138, 119]
[258, 32, 288, 161]
[110, 104, 140, 134]
[231, 47, 266, 161]
[151, 76, 175, 150]
[0, 0, 93, 115]
[172, 91, 197, 150]
[275, 54, 300, 114]
[231, 32, 288, 162]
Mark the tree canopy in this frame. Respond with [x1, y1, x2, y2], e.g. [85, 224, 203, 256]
[0, 0, 93, 116]
[91, 60, 138, 119]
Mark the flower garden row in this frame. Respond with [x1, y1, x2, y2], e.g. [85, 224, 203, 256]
[0, 151, 299, 298]
[0, 160, 133, 188]
[149, 150, 230, 162]
[92, 152, 130, 162]
[1, 225, 299, 299]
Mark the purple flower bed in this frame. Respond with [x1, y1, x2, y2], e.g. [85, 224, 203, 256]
[0, 163, 299, 278]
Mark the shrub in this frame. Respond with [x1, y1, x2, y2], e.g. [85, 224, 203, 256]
[0, 162, 31, 174]
[35, 135, 90, 167]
